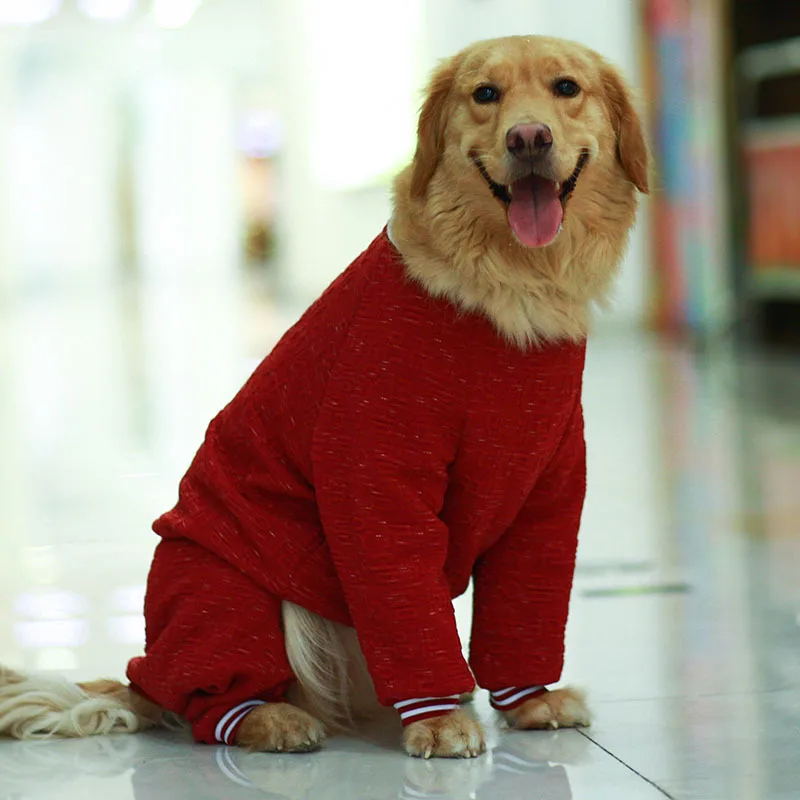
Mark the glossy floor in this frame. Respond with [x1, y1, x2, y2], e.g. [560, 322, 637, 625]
[1, 281, 799, 799]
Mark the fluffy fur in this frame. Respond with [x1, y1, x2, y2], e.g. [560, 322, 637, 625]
[282, 601, 377, 730]
[393, 35, 648, 347]
[0, 34, 648, 756]
[0, 667, 163, 740]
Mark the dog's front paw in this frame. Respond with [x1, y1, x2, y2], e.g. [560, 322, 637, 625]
[502, 687, 591, 731]
[235, 703, 326, 753]
[403, 710, 486, 759]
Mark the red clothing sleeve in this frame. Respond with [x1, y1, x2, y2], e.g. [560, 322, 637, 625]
[311, 319, 475, 707]
[468, 397, 586, 691]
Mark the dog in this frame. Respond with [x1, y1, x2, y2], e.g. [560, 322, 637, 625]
[0, 35, 648, 759]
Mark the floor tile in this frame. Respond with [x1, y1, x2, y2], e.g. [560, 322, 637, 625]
[0, 718, 671, 800]
[584, 690, 800, 799]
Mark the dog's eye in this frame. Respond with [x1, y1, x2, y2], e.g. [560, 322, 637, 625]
[553, 79, 581, 98]
[472, 85, 501, 104]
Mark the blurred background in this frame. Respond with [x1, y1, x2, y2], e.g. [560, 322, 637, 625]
[0, 3, 799, 797]
[2, 0, 799, 349]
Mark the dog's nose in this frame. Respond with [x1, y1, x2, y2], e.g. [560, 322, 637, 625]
[506, 123, 554, 159]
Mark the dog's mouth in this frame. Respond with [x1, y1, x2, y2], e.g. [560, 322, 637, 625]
[470, 150, 590, 248]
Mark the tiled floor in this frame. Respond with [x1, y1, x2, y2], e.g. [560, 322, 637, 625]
[1, 278, 799, 799]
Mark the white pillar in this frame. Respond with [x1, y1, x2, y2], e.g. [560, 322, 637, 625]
[272, 0, 422, 304]
[6, 63, 121, 286]
[0, 34, 22, 293]
[133, 72, 240, 282]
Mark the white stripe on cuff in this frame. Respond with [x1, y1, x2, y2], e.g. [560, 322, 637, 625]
[394, 694, 459, 710]
[398, 703, 459, 721]
[214, 700, 265, 744]
[491, 687, 519, 699]
[490, 686, 545, 707]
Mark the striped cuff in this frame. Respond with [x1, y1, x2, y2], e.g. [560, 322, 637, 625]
[490, 686, 548, 711]
[214, 700, 266, 745]
[393, 695, 460, 726]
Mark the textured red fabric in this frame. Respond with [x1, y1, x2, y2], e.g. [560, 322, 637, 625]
[127, 538, 293, 744]
[133, 228, 587, 720]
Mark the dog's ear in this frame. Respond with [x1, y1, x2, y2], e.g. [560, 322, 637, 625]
[600, 65, 650, 194]
[410, 56, 461, 199]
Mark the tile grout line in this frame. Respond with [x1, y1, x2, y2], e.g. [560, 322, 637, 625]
[576, 729, 677, 799]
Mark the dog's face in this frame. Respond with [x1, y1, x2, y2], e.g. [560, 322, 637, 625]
[409, 36, 649, 249]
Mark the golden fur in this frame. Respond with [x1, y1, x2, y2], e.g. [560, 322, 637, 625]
[0, 35, 648, 758]
[403, 709, 485, 759]
[393, 35, 648, 347]
[501, 687, 591, 730]
[235, 703, 326, 753]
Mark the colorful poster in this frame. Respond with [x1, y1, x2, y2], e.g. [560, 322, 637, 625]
[644, 0, 732, 335]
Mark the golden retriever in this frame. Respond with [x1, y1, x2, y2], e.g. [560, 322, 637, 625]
[0, 35, 648, 759]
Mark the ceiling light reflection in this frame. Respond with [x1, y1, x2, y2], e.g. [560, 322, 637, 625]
[14, 591, 89, 619]
[108, 615, 145, 644]
[110, 585, 146, 612]
[14, 620, 89, 648]
[152, 0, 200, 29]
[0, 0, 61, 25]
[78, 0, 136, 21]
[35, 648, 79, 671]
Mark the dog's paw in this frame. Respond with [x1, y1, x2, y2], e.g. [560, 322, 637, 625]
[403, 710, 486, 759]
[235, 703, 326, 753]
[502, 687, 591, 731]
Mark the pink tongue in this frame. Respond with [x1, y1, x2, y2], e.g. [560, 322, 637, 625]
[507, 174, 563, 248]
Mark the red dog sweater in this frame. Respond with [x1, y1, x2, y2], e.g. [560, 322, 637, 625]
[135, 228, 587, 732]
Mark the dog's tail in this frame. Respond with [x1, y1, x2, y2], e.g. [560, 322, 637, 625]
[0, 665, 171, 740]
[282, 602, 378, 731]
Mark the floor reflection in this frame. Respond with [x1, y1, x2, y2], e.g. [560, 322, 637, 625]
[0, 722, 585, 800]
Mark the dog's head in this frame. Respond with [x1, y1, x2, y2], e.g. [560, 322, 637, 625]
[408, 36, 649, 249]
